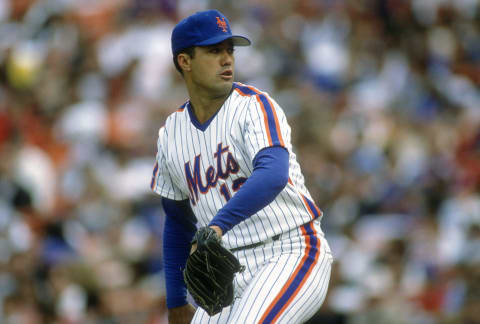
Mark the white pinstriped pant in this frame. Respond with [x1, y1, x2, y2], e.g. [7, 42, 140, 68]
[191, 220, 333, 324]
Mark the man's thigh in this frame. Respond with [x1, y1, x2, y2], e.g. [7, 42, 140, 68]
[228, 248, 332, 324]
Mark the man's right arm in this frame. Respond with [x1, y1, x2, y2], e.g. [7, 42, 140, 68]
[162, 198, 197, 323]
[168, 304, 196, 324]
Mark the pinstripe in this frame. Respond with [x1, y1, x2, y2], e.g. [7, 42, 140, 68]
[247, 103, 262, 150]
[238, 249, 252, 289]
[246, 98, 284, 233]
[258, 224, 320, 323]
[255, 95, 274, 145]
[184, 107, 209, 225]
[307, 256, 331, 315]
[193, 126, 213, 215]
[227, 98, 248, 251]
[160, 124, 169, 196]
[250, 259, 292, 322]
[285, 249, 330, 323]
[235, 247, 267, 309]
[236, 264, 271, 320]
[176, 111, 189, 197]
[227, 95, 238, 140]
[233, 253, 297, 323]
[302, 260, 331, 320]
[276, 191, 300, 229]
[252, 254, 301, 324]
[202, 121, 224, 222]
[174, 112, 188, 199]
[267, 195, 291, 233]
[189, 122, 210, 225]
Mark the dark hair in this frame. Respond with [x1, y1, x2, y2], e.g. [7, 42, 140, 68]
[173, 47, 196, 75]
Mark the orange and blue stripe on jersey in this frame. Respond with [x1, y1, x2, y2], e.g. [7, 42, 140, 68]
[300, 194, 322, 220]
[177, 101, 187, 112]
[234, 83, 285, 147]
[288, 178, 323, 220]
[258, 221, 320, 323]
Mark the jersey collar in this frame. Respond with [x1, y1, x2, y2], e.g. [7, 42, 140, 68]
[186, 86, 234, 131]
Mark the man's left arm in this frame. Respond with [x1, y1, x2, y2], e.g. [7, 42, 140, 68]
[209, 146, 289, 234]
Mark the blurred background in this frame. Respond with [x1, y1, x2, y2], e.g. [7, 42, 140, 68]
[0, 0, 479, 323]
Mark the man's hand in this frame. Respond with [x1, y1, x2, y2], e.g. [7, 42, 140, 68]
[210, 225, 223, 238]
[183, 226, 244, 316]
[190, 225, 223, 254]
[168, 303, 196, 324]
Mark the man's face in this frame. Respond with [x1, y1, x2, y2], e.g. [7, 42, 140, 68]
[189, 39, 235, 97]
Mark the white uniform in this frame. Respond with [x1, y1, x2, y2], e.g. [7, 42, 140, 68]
[152, 82, 333, 323]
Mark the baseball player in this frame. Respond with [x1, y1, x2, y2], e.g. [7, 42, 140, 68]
[151, 9, 333, 324]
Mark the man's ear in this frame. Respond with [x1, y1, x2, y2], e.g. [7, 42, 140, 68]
[177, 53, 192, 72]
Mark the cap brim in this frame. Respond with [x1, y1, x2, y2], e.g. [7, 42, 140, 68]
[196, 34, 251, 47]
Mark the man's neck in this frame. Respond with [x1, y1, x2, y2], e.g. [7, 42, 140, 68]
[187, 87, 232, 124]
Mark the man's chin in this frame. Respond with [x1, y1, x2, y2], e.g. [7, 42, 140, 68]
[214, 80, 234, 95]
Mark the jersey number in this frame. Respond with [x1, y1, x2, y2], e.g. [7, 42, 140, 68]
[219, 177, 247, 202]
[219, 184, 231, 201]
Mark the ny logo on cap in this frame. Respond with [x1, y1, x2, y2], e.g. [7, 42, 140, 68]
[216, 17, 228, 32]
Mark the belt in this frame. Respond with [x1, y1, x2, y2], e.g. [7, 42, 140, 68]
[230, 234, 281, 252]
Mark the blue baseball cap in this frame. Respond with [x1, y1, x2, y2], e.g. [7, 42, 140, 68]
[171, 9, 251, 56]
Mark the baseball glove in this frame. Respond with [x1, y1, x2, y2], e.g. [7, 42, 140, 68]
[183, 227, 245, 316]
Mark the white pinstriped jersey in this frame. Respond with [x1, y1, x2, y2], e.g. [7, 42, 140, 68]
[151, 82, 323, 250]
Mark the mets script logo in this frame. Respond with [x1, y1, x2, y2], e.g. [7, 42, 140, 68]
[184, 143, 246, 205]
[216, 17, 228, 32]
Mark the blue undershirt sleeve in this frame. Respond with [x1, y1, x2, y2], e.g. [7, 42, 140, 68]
[209, 146, 289, 233]
[162, 198, 197, 309]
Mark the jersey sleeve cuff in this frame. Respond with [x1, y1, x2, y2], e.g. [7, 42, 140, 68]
[151, 187, 186, 201]
[208, 220, 230, 235]
[166, 298, 189, 309]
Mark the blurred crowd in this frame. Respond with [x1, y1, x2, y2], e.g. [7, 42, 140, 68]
[0, 0, 479, 323]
